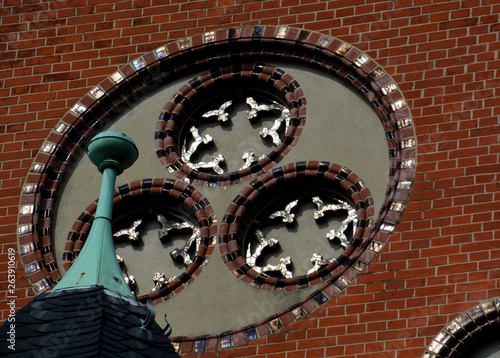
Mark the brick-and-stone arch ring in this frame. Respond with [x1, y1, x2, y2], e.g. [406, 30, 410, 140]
[17, 26, 416, 352]
[61, 178, 216, 303]
[219, 161, 375, 291]
[423, 297, 500, 357]
[155, 62, 306, 186]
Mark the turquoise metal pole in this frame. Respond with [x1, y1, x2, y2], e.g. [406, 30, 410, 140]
[53, 131, 138, 298]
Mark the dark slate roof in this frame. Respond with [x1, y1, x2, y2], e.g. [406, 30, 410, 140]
[0, 285, 179, 357]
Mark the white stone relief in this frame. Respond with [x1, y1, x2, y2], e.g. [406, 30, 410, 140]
[307, 253, 335, 275]
[113, 218, 144, 242]
[112, 211, 203, 294]
[247, 196, 359, 277]
[257, 256, 293, 278]
[268, 199, 298, 224]
[239, 150, 265, 170]
[116, 254, 137, 292]
[201, 100, 232, 123]
[157, 213, 202, 267]
[181, 126, 214, 163]
[151, 272, 176, 293]
[246, 230, 293, 278]
[246, 97, 290, 146]
[189, 154, 226, 175]
[312, 196, 357, 249]
[246, 229, 279, 267]
[181, 97, 290, 174]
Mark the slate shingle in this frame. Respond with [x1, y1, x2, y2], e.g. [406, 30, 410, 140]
[0, 286, 179, 357]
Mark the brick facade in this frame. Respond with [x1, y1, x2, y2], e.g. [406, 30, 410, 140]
[1, 1, 499, 357]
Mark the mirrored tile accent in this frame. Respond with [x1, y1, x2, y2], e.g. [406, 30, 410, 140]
[41, 143, 57, 154]
[253, 25, 263, 37]
[396, 180, 413, 190]
[368, 241, 384, 252]
[390, 201, 405, 212]
[395, 117, 413, 129]
[203, 31, 215, 43]
[335, 276, 349, 289]
[381, 82, 398, 95]
[155, 45, 168, 59]
[32, 278, 51, 293]
[479, 300, 496, 315]
[24, 261, 42, 274]
[22, 184, 38, 194]
[244, 327, 258, 341]
[399, 138, 416, 149]
[353, 260, 367, 272]
[54, 122, 69, 133]
[20, 205, 35, 215]
[354, 54, 370, 67]
[291, 307, 307, 320]
[179, 37, 192, 50]
[132, 58, 145, 71]
[228, 27, 240, 39]
[335, 42, 351, 55]
[380, 222, 395, 233]
[268, 317, 283, 332]
[220, 335, 232, 349]
[370, 67, 385, 79]
[30, 164, 46, 173]
[193, 339, 206, 352]
[400, 159, 416, 170]
[110, 71, 124, 83]
[427, 341, 443, 354]
[19, 242, 35, 255]
[318, 35, 332, 48]
[312, 291, 328, 305]
[18, 225, 32, 236]
[70, 103, 87, 115]
[275, 26, 287, 38]
[89, 86, 105, 99]
[391, 99, 407, 111]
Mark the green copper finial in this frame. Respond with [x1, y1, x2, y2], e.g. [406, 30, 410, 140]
[54, 131, 139, 298]
[87, 131, 139, 174]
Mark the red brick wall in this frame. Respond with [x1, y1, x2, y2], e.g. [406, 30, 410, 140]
[1, 1, 499, 357]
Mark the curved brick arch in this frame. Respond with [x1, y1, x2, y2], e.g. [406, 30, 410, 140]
[61, 178, 217, 303]
[423, 297, 500, 358]
[219, 161, 375, 291]
[155, 62, 306, 185]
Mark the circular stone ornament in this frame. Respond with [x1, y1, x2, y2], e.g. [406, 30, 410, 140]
[219, 161, 374, 291]
[155, 63, 306, 186]
[62, 178, 216, 303]
[17, 26, 417, 352]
